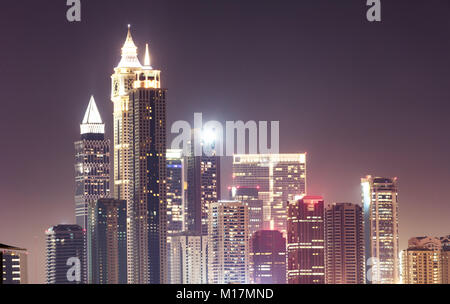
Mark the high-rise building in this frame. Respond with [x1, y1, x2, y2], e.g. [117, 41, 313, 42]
[230, 187, 264, 237]
[167, 149, 185, 235]
[46, 225, 86, 284]
[287, 195, 325, 284]
[111, 26, 167, 284]
[0, 244, 28, 284]
[74, 96, 110, 230]
[361, 176, 400, 284]
[401, 236, 441, 284]
[88, 198, 127, 284]
[440, 235, 450, 284]
[208, 200, 250, 284]
[232, 154, 306, 235]
[167, 232, 208, 284]
[186, 134, 221, 236]
[325, 203, 365, 284]
[250, 230, 286, 284]
[74, 96, 110, 284]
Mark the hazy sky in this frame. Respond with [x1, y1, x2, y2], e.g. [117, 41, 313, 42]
[1, 0, 449, 283]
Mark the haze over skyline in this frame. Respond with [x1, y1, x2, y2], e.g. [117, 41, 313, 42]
[1, 0, 450, 283]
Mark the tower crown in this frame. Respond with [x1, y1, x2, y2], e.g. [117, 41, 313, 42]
[117, 25, 142, 68]
[81, 96, 105, 135]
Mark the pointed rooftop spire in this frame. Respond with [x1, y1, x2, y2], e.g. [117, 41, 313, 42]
[80, 96, 105, 135]
[117, 25, 142, 68]
[144, 43, 152, 68]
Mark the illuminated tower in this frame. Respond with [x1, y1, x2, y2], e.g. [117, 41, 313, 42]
[401, 236, 442, 284]
[287, 196, 325, 284]
[186, 132, 221, 235]
[233, 154, 306, 236]
[208, 200, 250, 284]
[167, 149, 185, 234]
[74, 96, 110, 230]
[111, 26, 167, 284]
[361, 176, 399, 284]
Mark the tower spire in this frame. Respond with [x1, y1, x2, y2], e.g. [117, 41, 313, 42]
[144, 43, 152, 68]
[117, 25, 142, 68]
[81, 96, 105, 135]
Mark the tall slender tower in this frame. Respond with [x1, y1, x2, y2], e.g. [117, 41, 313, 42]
[186, 134, 221, 236]
[111, 26, 167, 284]
[74, 96, 110, 230]
[325, 203, 365, 284]
[361, 176, 400, 284]
[287, 195, 325, 284]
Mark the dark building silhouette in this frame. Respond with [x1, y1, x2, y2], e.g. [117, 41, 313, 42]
[250, 230, 286, 284]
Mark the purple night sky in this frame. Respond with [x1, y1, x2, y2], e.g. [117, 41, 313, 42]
[1, 0, 450, 283]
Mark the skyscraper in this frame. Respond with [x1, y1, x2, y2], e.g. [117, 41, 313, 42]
[46, 225, 86, 284]
[233, 154, 306, 235]
[88, 198, 127, 284]
[325, 203, 365, 284]
[186, 134, 221, 236]
[167, 232, 208, 284]
[401, 236, 441, 284]
[250, 230, 286, 284]
[167, 149, 185, 235]
[0, 244, 28, 284]
[74, 96, 110, 230]
[208, 200, 250, 284]
[111, 26, 167, 284]
[287, 195, 325, 284]
[361, 176, 400, 284]
[230, 187, 264, 237]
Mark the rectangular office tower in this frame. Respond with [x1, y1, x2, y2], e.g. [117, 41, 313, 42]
[287, 196, 325, 284]
[0, 244, 28, 284]
[167, 232, 208, 284]
[46, 225, 86, 284]
[88, 199, 127, 284]
[401, 237, 442, 284]
[186, 137, 221, 236]
[208, 201, 250, 284]
[250, 230, 286, 284]
[74, 96, 110, 230]
[230, 187, 264, 237]
[361, 176, 400, 284]
[111, 27, 167, 284]
[233, 154, 306, 235]
[325, 203, 365, 284]
[167, 149, 185, 234]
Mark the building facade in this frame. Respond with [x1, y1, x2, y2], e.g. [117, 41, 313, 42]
[250, 230, 286, 284]
[167, 232, 208, 284]
[74, 96, 110, 230]
[88, 198, 127, 284]
[111, 27, 167, 284]
[208, 200, 250, 284]
[287, 195, 325, 284]
[186, 136, 221, 236]
[167, 149, 185, 235]
[361, 176, 400, 284]
[232, 154, 306, 235]
[0, 244, 28, 284]
[46, 225, 86, 284]
[325, 203, 365, 284]
[401, 236, 442, 284]
[230, 187, 264, 237]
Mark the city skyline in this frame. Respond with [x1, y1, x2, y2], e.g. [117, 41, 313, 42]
[1, 1, 450, 283]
